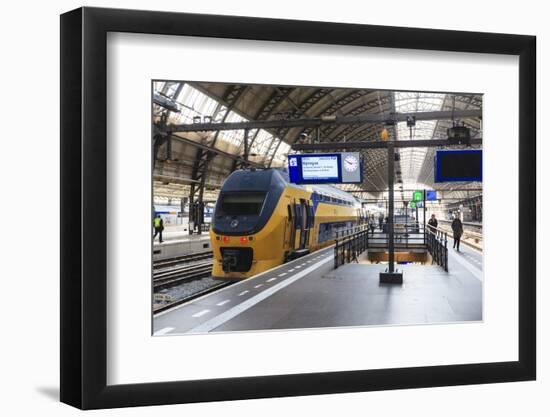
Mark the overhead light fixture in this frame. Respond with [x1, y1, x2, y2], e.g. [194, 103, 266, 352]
[447, 121, 471, 145]
[203, 116, 212, 123]
[193, 116, 201, 124]
[321, 115, 337, 121]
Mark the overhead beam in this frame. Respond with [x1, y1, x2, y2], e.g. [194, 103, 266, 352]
[168, 134, 265, 168]
[168, 110, 482, 133]
[153, 174, 222, 189]
[292, 138, 482, 151]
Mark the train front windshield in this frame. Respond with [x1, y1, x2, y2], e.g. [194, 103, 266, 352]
[218, 192, 266, 216]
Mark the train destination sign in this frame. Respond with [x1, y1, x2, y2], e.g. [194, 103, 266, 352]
[302, 155, 339, 180]
[288, 152, 362, 184]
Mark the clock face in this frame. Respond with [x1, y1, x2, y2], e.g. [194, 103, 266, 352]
[343, 155, 359, 172]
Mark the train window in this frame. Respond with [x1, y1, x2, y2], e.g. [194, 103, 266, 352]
[287, 204, 293, 221]
[218, 192, 266, 216]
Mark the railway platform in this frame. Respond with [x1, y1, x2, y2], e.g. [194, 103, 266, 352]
[153, 229, 211, 261]
[153, 241, 482, 335]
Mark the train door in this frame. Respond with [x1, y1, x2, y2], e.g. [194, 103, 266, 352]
[299, 199, 310, 249]
[307, 202, 315, 247]
[294, 202, 302, 250]
[286, 203, 296, 250]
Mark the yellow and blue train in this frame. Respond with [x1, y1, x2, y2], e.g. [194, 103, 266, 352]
[210, 168, 365, 279]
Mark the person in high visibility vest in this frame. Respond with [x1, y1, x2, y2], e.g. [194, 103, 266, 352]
[153, 214, 164, 243]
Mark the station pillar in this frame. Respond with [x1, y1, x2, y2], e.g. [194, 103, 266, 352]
[380, 141, 403, 284]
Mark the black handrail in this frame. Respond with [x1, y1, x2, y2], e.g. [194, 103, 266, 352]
[334, 224, 448, 271]
[334, 228, 369, 269]
[426, 224, 448, 271]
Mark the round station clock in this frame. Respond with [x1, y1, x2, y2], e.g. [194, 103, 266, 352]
[343, 154, 359, 172]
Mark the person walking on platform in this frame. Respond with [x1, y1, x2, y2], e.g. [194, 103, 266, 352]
[153, 214, 164, 243]
[368, 215, 376, 236]
[451, 215, 463, 252]
[428, 213, 438, 230]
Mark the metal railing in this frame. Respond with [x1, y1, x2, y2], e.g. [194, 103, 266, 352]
[334, 223, 449, 271]
[426, 225, 448, 271]
[333, 224, 369, 239]
[366, 229, 426, 250]
[334, 228, 369, 268]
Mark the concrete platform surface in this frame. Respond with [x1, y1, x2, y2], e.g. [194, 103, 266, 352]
[154, 242, 482, 335]
[153, 243, 482, 335]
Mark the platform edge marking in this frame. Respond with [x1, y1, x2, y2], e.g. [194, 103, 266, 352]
[153, 327, 175, 336]
[449, 250, 483, 281]
[187, 257, 333, 334]
[192, 309, 211, 318]
[154, 246, 334, 317]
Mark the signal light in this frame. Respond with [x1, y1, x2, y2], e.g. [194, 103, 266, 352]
[240, 237, 248, 243]
[222, 236, 230, 242]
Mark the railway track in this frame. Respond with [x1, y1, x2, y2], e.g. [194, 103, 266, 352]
[153, 250, 237, 314]
[153, 280, 234, 314]
[153, 261, 213, 290]
[153, 251, 213, 269]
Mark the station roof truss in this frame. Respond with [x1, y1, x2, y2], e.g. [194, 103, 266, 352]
[152, 81, 482, 202]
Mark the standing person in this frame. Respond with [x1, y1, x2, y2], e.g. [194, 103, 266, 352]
[368, 215, 376, 236]
[378, 212, 384, 231]
[153, 214, 164, 243]
[428, 213, 438, 230]
[451, 214, 463, 251]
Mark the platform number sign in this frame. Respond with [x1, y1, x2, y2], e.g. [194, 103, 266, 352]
[412, 190, 424, 202]
[426, 190, 437, 201]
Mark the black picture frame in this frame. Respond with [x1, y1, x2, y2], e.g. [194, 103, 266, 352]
[60, 6, 536, 410]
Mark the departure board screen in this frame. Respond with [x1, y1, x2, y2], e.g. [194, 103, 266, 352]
[288, 153, 362, 184]
[435, 150, 482, 182]
[301, 155, 339, 180]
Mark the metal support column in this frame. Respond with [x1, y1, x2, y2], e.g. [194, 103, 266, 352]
[243, 128, 249, 167]
[388, 142, 395, 272]
[188, 185, 195, 235]
[423, 189, 427, 245]
[380, 141, 403, 284]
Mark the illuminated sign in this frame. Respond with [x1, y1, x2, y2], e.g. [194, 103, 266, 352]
[288, 152, 362, 184]
[426, 190, 437, 201]
[412, 190, 424, 202]
[301, 155, 339, 181]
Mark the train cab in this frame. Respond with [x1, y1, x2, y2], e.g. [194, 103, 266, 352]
[210, 168, 361, 280]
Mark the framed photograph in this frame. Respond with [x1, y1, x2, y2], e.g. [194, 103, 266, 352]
[60, 6, 536, 409]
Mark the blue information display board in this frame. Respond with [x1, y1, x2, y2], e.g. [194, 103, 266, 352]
[426, 190, 437, 201]
[288, 153, 362, 184]
[434, 150, 482, 182]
